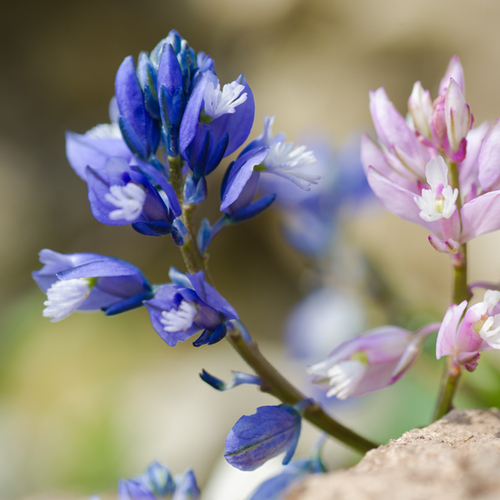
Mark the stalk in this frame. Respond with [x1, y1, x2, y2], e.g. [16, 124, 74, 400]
[432, 161, 466, 421]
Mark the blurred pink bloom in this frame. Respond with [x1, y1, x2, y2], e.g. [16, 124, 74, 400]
[308, 324, 439, 399]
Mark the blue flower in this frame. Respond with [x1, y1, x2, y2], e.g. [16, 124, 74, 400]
[259, 133, 373, 256]
[224, 404, 302, 471]
[179, 71, 255, 190]
[220, 116, 318, 223]
[32, 249, 153, 321]
[65, 98, 133, 181]
[248, 458, 318, 500]
[117, 461, 200, 500]
[85, 156, 183, 239]
[144, 268, 238, 346]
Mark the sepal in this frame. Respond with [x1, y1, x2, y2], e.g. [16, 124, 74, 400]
[184, 173, 207, 205]
[199, 369, 261, 391]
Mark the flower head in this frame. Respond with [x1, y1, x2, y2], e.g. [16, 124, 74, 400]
[144, 268, 238, 346]
[32, 249, 153, 320]
[308, 325, 437, 399]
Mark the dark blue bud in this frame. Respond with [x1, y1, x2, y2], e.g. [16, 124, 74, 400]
[168, 267, 192, 288]
[174, 470, 200, 500]
[183, 173, 207, 205]
[118, 116, 148, 159]
[145, 461, 175, 497]
[205, 133, 229, 176]
[166, 29, 182, 54]
[200, 369, 261, 391]
[224, 404, 302, 471]
[197, 218, 213, 254]
[137, 52, 160, 119]
[192, 322, 227, 346]
[228, 194, 277, 223]
[193, 131, 213, 182]
[171, 218, 188, 246]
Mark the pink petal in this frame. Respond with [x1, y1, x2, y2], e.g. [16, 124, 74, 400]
[369, 88, 429, 169]
[459, 121, 490, 192]
[477, 118, 500, 190]
[367, 167, 442, 237]
[438, 56, 465, 95]
[436, 301, 467, 359]
[460, 190, 500, 242]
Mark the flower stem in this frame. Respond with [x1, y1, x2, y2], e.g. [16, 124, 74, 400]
[432, 357, 461, 421]
[432, 160, 466, 421]
[168, 156, 377, 454]
[227, 329, 378, 454]
[167, 155, 209, 276]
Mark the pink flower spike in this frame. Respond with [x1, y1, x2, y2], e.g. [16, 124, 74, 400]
[445, 79, 471, 154]
[477, 118, 500, 190]
[438, 56, 465, 95]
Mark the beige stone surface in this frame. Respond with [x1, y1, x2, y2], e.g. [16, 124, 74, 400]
[286, 409, 500, 500]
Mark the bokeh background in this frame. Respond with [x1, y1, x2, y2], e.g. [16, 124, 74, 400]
[3, 0, 500, 498]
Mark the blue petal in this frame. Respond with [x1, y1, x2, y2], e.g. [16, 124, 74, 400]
[220, 147, 268, 211]
[132, 220, 172, 236]
[103, 291, 154, 316]
[183, 173, 207, 205]
[144, 461, 175, 496]
[118, 478, 156, 500]
[115, 55, 159, 157]
[65, 131, 132, 180]
[228, 194, 276, 223]
[168, 267, 192, 288]
[224, 405, 302, 471]
[248, 459, 313, 500]
[173, 470, 200, 500]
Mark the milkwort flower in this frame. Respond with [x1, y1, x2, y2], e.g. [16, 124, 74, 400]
[32, 249, 153, 321]
[98, 461, 200, 500]
[258, 133, 372, 256]
[308, 324, 439, 399]
[224, 401, 311, 471]
[197, 116, 319, 253]
[362, 56, 500, 253]
[144, 267, 238, 346]
[179, 70, 255, 204]
[436, 290, 500, 371]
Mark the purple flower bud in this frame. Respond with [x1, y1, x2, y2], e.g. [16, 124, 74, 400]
[224, 404, 302, 471]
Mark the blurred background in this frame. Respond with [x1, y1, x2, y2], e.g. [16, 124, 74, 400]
[3, 0, 500, 498]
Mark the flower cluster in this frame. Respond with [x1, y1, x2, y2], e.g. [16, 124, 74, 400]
[362, 56, 500, 259]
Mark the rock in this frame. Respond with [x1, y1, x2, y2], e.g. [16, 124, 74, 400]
[285, 408, 500, 500]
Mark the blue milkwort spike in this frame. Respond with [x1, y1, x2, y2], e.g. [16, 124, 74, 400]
[205, 133, 229, 175]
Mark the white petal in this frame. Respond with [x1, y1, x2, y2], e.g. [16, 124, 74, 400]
[43, 279, 92, 322]
[160, 301, 197, 332]
[104, 183, 146, 221]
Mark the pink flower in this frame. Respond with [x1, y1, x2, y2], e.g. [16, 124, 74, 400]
[308, 324, 438, 399]
[436, 290, 500, 371]
[362, 56, 500, 251]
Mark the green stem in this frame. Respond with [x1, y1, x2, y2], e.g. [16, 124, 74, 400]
[432, 357, 461, 421]
[167, 155, 377, 454]
[227, 329, 377, 454]
[167, 155, 208, 276]
[432, 160, 466, 421]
